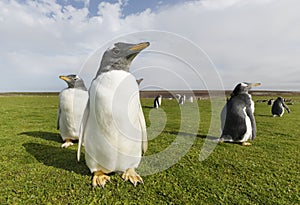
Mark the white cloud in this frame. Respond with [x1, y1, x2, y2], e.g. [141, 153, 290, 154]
[1, 0, 300, 91]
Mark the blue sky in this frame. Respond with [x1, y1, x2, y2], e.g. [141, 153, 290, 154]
[55, 0, 191, 16]
[1, 0, 300, 92]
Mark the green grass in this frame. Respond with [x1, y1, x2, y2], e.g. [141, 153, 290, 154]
[0, 96, 299, 204]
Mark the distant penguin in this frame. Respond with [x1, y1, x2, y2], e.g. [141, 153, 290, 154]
[220, 82, 261, 146]
[57, 74, 88, 148]
[267, 99, 274, 106]
[272, 97, 290, 117]
[189, 96, 194, 103]
[78, 42, 149, 188]
[179, 94, 186, 105]
[154, 95, 162, 108]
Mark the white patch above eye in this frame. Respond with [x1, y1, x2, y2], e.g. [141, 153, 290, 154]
[241, 82, 248, 87]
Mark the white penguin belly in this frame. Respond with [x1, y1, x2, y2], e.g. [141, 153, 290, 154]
[84, 70, 144, 173]
[59, 89, 88, 140]
[241, 107, 252, 142]
[279, 104, 284, 116]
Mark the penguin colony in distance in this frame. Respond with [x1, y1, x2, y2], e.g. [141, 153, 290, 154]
[154, 95, 162, 108]
[57, 75, 88, 148]
[78, 42, 149, 188]
[272, 97, 290, 117]
[220, 82, 261, 146]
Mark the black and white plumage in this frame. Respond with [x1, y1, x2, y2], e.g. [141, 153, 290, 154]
[220, 82, 261, 146]
[78, 42, 149, 188]
[154, 95, 162, 108]
[57, 75, 88, 148]
[179, 94, 186, 105]
[272, 97, 290, 117]
[267, 99, 274, 106]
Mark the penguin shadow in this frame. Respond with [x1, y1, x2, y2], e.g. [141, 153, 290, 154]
[19, 131, 62, 143]
[164, 131, 219, 140]
[23, 142, 89, 176]
[142, 105, 155, 109]
[255, 114, 274, 118]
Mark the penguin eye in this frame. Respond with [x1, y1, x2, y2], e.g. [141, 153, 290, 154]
[112, 48, 120, 55]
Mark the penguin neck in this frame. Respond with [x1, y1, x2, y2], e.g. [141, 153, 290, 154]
[69, 81, 87, 91]
[96, 63, 130, 78]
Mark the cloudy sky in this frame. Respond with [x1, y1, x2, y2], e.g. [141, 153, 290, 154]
[1, 0, 300, 92]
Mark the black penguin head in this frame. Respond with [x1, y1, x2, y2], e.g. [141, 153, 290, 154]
[59, 74, 87, 90]
[97, 42, 150, 76]
[276, 96, 284, 102]
[231, 82, 261, 96]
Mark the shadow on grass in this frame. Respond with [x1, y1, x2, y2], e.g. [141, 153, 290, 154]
[19, 131, 62, 143]
[256, 114, 273, 117]
[23, 142, 89, 176]
[163, 130, 219, 140]
[142, 105, 155, 109]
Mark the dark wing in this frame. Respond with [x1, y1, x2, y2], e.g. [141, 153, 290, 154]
[281, 99, 290, 113]
[220, 104, 227, 132]
[57, 106, 61, 130]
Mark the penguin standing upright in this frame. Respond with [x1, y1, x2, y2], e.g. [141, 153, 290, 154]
[272, 97, 290, 117]
[179, 94, 186, 105]
[78, 42, 149, 188]
[154, 95, 162, 108]
[220, 82, 261, 146]
[57, 74, 88, 148]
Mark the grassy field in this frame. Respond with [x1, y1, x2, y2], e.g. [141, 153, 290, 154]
[0, 95, 299, 204]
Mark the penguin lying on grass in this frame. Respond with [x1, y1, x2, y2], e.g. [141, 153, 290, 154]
[272, 97, 290, 117]
[57, 75, 88, 148]
[78, 42, 149, 188]
[220, 82, 261, 146]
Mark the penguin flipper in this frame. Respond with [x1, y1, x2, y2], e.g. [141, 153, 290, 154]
[57, 106, 61, 130]
[246, 107, 256, 140]
[77, 101, 90, 161]
[283, 102, 290, 113]
[220, 104, 227, 133]
[139, 104, 147, 154]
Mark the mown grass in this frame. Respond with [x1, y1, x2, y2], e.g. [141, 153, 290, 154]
[0, 95, 299, 204]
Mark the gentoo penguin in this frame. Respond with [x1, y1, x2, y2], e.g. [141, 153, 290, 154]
[179, 94, 186, 105]
[271, 97, 290, 117]
[189, 96, 194, 103]
[78, 42, 149, 188]
[267, 99, 274, 106]
[220, 82, 261, 146]
[57, 74, 88, 148]
[154, 95, 162, 108]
